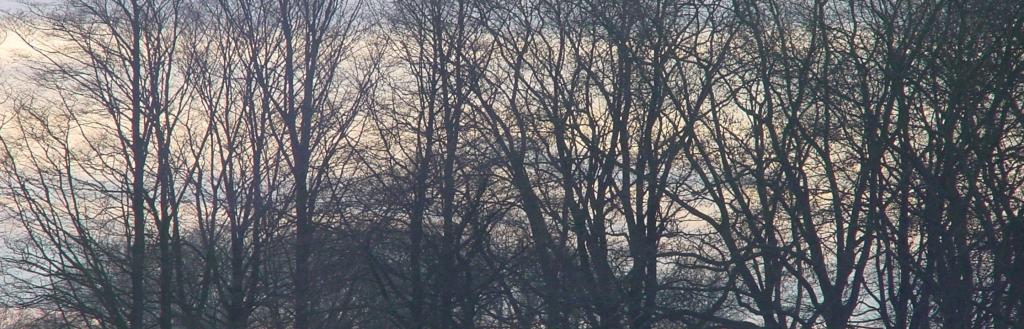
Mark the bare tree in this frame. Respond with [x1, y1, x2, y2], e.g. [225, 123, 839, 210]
[1, 0, 1022, 329]
[261, 0, 370, 327]
[1, 1, 188, 329]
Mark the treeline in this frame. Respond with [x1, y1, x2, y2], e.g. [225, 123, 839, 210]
[0, 0, 1022, 328]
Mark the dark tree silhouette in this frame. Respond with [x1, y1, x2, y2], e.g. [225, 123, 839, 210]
[1, 0, 1022, 328]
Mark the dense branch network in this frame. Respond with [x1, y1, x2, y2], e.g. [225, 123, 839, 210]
[0, 0, 1022, 328]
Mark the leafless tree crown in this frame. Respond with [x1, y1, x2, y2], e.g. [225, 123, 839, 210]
[1, 0, 1022, 328]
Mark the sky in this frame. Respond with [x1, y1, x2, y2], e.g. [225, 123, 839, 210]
[2, 0, 56, 12]
[1, 1, 37, 75]
[0, 0, 32, 11]
[0, 27, 31, 72]
[0, 0, 20, 56]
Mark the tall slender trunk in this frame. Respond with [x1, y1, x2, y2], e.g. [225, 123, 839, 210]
[158, 134, 174, 329]
[128, 1, 148, 328]
[507, 154, 568, 329]
[154, 55, 175, 329]
[408, 118, 433, 329]
[292, 102, 314, 329]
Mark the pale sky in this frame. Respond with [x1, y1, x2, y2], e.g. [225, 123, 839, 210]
[2, 0, 56, 12]
[0, 28, 32, 71]
[0, 0, 30, 11]
[1, 1, 36, 76]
